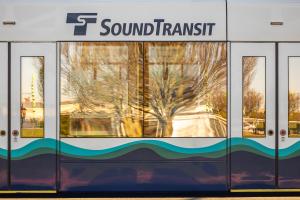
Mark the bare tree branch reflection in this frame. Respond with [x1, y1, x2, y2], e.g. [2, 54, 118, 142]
[289, 92, 300, 114]
[243, 57, 257, 92]
[242, 57, 265, 137]
[60, 42, 231, 137]
[61, 42, 143, 137]
[144, 42, 227, 137]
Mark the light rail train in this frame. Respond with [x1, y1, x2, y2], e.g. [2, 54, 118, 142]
[1, 0, 300, 194]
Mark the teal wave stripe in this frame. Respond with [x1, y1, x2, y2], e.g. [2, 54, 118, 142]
[11, 138, 56, 159]
[0, 138, 300, 160]
[60, 139, 227, 159]
[230, 138, 275, 158]
[0, 148, 7, 159]
[279, 142, 300, 160]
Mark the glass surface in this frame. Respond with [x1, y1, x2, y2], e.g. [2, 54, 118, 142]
[21, 57, 44, 138]
[60, 42, 143, 137]
[143, 42, 227, 137]
[60, 42, 227, 138]
[289, 57, 300, 137]
[242, 57, 266, 138]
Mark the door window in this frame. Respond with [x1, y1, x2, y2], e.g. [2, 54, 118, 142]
[288, 57, 300, 137]
[20, 57, 44, 138]
[242, 56, 266, 138]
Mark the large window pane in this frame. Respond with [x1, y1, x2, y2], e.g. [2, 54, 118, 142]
[242, 57, 266, 138]
[60, 42, 227, 138]
[289, 57, 300, 137]
[21, 57, 44, 138]
[143, 42, 227, 137]
[60, 42, 143, 137]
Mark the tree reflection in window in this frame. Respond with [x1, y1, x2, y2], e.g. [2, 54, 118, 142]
[60, 42, 143, 137]
[289, 57, 300, 137]
[144, 42, 227, 137]
[242, 57, 266, 138]
[21, 57, 44, 138]
[60, 42, 227, 138]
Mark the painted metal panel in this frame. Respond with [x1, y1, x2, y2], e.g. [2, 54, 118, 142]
[0, 43, 8, 190]
[10, 43, 57, 189]
[230, 43, 276, 188]
[278, 43, 300, 188]
[60, 162, 227, 192]
[0, 0, 226, 41]
[228, 0, 300, 41]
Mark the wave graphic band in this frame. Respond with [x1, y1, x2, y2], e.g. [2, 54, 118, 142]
[1, 138, 300, 160]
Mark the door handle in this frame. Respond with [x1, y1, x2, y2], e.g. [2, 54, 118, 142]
[268, 129, 274, 136]
[0, 130, 5, 136]
[12, 130, 19, 137]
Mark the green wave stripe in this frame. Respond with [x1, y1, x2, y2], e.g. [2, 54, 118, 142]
[0, 138, 300, 160]
[279, 142, 300, 160]
[230, 138, 275, 158]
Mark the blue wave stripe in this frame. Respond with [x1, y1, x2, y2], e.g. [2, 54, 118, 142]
[1, 138, 300, 159]
[60, 139, 227, 157]
[230, 138, 275, 157]
[11, 138, 56, 158]
[279, 142, 300, 158]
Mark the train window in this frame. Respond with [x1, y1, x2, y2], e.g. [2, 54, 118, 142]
[288, 57, 300, 137]
[60, 42, 143, 137]
[20, 57, 45, 138]
[60, 42, 227, 138]
[242, 57, 266, 138]
[143, 42, 227, 137]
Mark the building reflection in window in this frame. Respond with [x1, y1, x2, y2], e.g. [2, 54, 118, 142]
[242, 57, 266, 138]
[60, 42, 227, 138]
[289, 57, 300, 137]
[21, 57, 44, 138]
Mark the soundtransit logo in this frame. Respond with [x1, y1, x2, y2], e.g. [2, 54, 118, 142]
[66, 13, 216, 37]
[66, 13, 97, 35]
